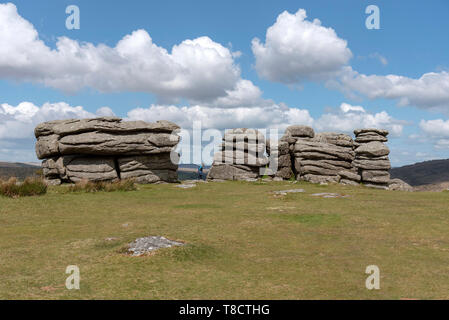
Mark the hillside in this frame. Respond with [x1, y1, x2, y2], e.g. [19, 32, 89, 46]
[0, 162, 41, 181]
[390, 159, 449, 186]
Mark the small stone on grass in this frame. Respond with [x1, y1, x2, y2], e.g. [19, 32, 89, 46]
[274, 189, 305, 195]
[311, 193, 349, 198]
[176, 184, 196, 189]
[128, 236, 184, 256]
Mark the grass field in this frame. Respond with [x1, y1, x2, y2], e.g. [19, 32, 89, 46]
[0, 180, 448, 299]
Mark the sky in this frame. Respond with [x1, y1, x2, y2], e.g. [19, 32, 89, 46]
[0, 0, 448, 166]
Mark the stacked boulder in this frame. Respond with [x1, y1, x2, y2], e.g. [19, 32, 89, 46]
[266, 139, 292, 180]
[207, 129, 269, 180]
[353, 129, 391, 189]
[388, 178, 413, 191]
[36, 117, 180, 185]
[280, 125, 315, 179]
[293, 132, 356, 184]
[281, 125, 315, 151]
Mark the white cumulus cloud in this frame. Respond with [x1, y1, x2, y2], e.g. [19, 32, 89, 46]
[0, 101, 109, 161]
[0, 3, 241, 103]
[252, 8, 449, 112]
[315, 103, 404, 136]
[335, 67, 449, 112]
[251, 9, 352, 83]
[419, 119, 449, 137]
[126, 103, 314, 131]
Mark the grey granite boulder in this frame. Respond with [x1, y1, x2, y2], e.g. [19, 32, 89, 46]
[354, 128, 391, 188]
[353, 159, 392, 170]
[284, 125, 315, 138]
[354, 128, 389, 137]
[207, 164, 259, 180]
[36, 118, 180, 184]
[361, 170, 391, 184]
[338, 170, 361, 182]
[208, 129, 267, 181]
[118, 154, 178, 184]
[58, 132, 179, 156]
[355, 141, 390, 157]
[312, 132, 354, 148]
[294, 140, 355, 162]
[388, 178, 413, 191]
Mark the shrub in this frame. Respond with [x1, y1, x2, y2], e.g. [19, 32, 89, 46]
[0, 177, 47, 198]
[67, 179, 137, 193]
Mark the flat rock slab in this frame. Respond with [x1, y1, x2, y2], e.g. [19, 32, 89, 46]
[274, 189, 305, 195]
[128, 236, 184, 256]
[176, 184, 197, 189]
[311, 193, 348, 198]
[181, 180, 208, 184]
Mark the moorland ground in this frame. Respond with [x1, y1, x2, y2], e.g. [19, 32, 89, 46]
[0, 180, 448, 299]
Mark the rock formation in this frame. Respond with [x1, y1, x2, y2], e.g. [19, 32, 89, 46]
[293, 131, 356, 184]
[266, 139, 293, 180]
[230, 125, 398, 190]
[207, 129, 269, 180]
[388, 178, 413, 191]
[353, 129, 391, 189]
[36, 117, 180, 185]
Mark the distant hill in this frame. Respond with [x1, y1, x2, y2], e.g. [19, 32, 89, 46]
[0, 162, 213, 181]
[390, 159, 449, 186]
[0, 162, 41, 181]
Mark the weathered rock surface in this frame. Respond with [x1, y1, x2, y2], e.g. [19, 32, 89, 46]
[355, 133, 388, 143]
[352, 159, 392, 170]
[361, 170, 391, 184]
[207, 126, 394, 189]
[300, 174, 340, 184]
[118, 154, 178, 184]
[355, 141, 390, 158]
[207, 164, 259, 180]
[284, 125, 315, 138]
[354, 128, 389, 137]
[213, 150, 269, 167]
[293, 131, 355, 184]
[388, 178, 413, 191]
[338, 170, 361, 182]
[313, 132, 354, 148]
[35, 117, 179, 137]
[127, 236, 184, 256]
[354, 129, 391, 188]
[208, 129, 267, 181]
[266, 139, 293, 179]
[36, 118, 180, 184]
[65, 157, 118, 182]
[294, 140, 355, 162]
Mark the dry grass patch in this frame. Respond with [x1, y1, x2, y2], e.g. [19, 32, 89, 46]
[0, 177, 47, 198]
[65, 179, 137, 193]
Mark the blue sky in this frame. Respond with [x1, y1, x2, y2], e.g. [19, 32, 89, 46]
[0, 0, 449, 165]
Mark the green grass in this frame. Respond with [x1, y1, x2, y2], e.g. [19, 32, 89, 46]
[0, 180, 448, 299]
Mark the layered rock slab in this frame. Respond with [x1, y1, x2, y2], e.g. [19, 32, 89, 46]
[354, 129, 391, 189]
[293, 132, 356, 184]
[208, 129, 268, 181]
[36, 118, 180, 184]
